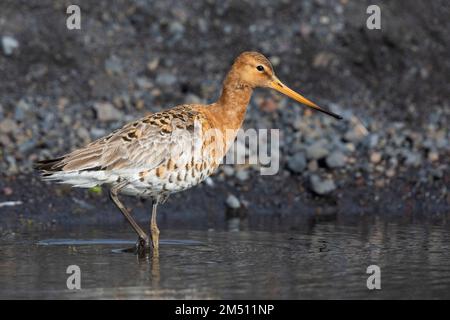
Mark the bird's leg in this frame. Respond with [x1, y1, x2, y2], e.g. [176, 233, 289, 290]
[110, 182, 149, 251]
[150, 199, 160, 254]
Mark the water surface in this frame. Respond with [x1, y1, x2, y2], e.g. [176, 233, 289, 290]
[1, 219, 449, 299]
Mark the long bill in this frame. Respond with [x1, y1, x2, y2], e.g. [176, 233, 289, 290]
[270, 77, 342, 120]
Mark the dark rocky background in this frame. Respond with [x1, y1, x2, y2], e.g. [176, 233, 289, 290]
[0, 0, 449, 233]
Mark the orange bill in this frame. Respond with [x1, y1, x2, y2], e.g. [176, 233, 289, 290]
[270, 77, 342, 120]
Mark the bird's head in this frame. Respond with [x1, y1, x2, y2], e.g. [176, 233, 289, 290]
[232, 51, 342, 119]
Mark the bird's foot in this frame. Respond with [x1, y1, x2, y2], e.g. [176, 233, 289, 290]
[135, 236, 150, 255]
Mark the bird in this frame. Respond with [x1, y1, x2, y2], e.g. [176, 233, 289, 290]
[35, 51, 342, 255]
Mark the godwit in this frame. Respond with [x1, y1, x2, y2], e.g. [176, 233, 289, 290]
[35, 52, 341, 254]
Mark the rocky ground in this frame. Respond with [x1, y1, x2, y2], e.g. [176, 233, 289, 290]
[0, 0, 449, 232]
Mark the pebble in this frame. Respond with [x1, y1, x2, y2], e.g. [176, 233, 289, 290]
[15, 100, 30, 121]
[1, 36, 19, 55]
[366, 134, 379, 149]
[77, 127, 91, 143]
[287, 152, 307, 173]
[93, 102, 123, 122]
[386, 168, 396, 178]
[0, 119, 18, 133]
[156, 73, 177, 86]
[429, 168, 444, 180]
[18, 140, 36, 153]
[306, 142, 329, 160]
[403, 151, 422, 167]
[308, 160, 319, 172]
[225, 194, 241, 209]
[326, 151, 347, 168]
[105, 55, 123, 75]
[235, 169, 250, 181]
[169, 21, 185, 35]
[309, 175, 336, 195]
[147, 58, 160, 71]
[344, 121, 369, 143]
[3, 187, 13, 196]
[370, 152, 382, 164]
[427, 151, 439, 162]
[222, 166, 235, 177]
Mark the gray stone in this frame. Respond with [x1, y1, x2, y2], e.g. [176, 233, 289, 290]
[344, 122, 368, 143]
[77, 127, 91, 142]
[0, 119, 18, 133]
[93, 102, 123, 122]
[136, 77, 153, 89]
[235, 169, 250, 181]
[309, 175, 336, 195]
[326, 151, 347, 168]
[169, 21, 185, 35]
[15, 99, 30, 121]
[404, 151, 422, 167]
[222, 166, 235, 177]
[105, 55, 123, 75]
[156, 73, 177, 86]
[287, 152, 307, 173]
[2, 36, 19, 56]
[366, 134, 379, 149]
[225, 194, 241, 209]
[308, 160, 319, 172]
[18, 140, 36, 153]
[370, 152, 382, 164]
[429, 168, 443, 180]
[306, 142, 329, 160]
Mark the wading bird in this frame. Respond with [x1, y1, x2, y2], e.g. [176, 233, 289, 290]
[35, 52, 341, 255]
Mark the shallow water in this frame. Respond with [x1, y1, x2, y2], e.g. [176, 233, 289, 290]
[1, 219, 450, 299]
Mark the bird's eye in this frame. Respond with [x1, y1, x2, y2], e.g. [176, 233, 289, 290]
[256, 65, 264, 72]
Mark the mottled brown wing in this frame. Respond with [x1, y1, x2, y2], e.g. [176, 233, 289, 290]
[36, 105, 202, 173]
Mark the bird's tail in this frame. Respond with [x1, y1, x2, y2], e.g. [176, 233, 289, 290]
[34, 157, 66, 173]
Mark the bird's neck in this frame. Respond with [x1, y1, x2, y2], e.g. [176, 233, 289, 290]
[212, 69, 253, 132]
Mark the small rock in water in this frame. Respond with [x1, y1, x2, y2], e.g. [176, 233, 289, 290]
[2, 36, 19, 56]
[326, 151, 347, 168]
[225, 194, 241, 209]
[287, 152, 307, 173]
[93, 102, 123, 122]
[309, 175, 336, 195]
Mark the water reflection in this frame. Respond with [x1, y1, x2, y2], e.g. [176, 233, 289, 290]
[1, 217, 450, 299]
